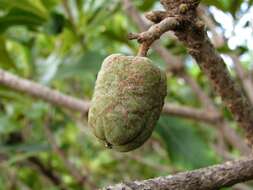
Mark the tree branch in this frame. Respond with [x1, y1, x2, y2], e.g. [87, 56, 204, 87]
[163, 103, 218, 123]
[0, 69, 90, 113]
[104, 157, 253, 190]
[128, 17, 180, 56]
[122, 0, 250, 155]
[127, 0, 253, 147]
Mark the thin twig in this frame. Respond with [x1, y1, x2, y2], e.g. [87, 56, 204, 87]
[28, 156, 67, 190]
[128, 17, 180, 56]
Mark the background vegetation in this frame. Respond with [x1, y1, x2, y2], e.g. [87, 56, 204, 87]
[0, 0, 253, 189]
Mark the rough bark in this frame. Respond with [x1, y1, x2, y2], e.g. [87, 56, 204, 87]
[176, 21, 253, 146]
[127, 0, 253, 148]
[123, 0, 250, 154]
[162, 0, 253, 146]
[104, 157, 253, 190]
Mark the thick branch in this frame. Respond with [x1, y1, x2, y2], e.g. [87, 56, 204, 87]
[104, 157, 253, 190]
[177, 22, 253, 146]
[127, 0, 253, 147]
[123, 0, 250, 155]
[198, 6, 253, 107]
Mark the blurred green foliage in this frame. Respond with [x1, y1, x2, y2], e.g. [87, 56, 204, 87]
[0, 0, 252, 189]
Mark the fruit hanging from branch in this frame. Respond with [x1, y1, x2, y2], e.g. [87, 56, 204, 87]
[88, 54, 167, 152]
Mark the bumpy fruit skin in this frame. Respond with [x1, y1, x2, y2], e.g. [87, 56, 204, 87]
[88, 54, 167, 152]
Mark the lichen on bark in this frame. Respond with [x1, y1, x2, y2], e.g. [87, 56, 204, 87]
[88, 54, 167, 152]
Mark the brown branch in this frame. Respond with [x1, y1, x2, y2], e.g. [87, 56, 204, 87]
[126, 0, 253, 148]
[122, 0, 250, 155]
[128, 16, 180, 44]
[198, 6, 253, 108]
[198, 9, 253, 154]
[128, 17, 180, 56]
[145, 11, 167, 23]
[123, 0, 209, 105]
[176, 19, 253, 147]
[195, 6, 252, 154]
[0, 69, 90, 113]
[163, 103, 218, 123]
[104, 157, 253, 190]
[123, 0, 212, 109]
[172, 1, 253, 147]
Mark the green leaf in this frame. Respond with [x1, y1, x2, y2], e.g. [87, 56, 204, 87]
[230, 0, 243, 16]
[0, 36, 16, 69]
[43, 12, 66, 35]
[202, 0, 230, 12]
[156, 116, 217, 169]
[0, 116, 19, 135]
[0, 0, 48, 19]
[0, 8, 46, 33]
[136, 0, 156, 11]
[56, 51, 105, 79]
[41, 0, 59, 11]
[203, 0, 243, 16]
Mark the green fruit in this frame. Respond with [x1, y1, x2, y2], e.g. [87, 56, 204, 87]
[88, 54, 167, 152]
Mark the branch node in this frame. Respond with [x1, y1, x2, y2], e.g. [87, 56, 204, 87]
[179, 4, 189, 14]
[145, 11, 167, 23]
[127, 32, 139, 40]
